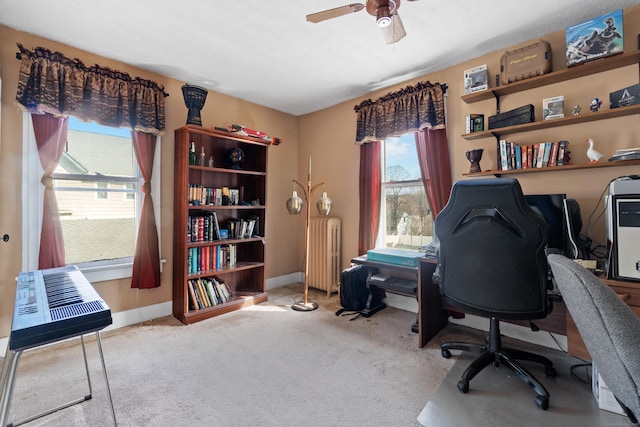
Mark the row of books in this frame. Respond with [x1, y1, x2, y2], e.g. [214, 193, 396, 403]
[188, 277, 232, 311]
[499, 140, 569, 171]
[189, 213, 221, 242]
[188, 184, 240, 206]
[188, 214, 259, 242]
[187, 244, 237, 275]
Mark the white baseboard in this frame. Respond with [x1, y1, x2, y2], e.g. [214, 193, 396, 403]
[266, 272, 302, 290]
[383, 293, 418, 313]
[0, 273, 304, 356]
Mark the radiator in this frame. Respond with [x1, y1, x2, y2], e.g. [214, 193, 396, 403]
[308, 217, 341, 296]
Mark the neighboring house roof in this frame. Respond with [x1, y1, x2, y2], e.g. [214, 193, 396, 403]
[63, 129, 135, 176]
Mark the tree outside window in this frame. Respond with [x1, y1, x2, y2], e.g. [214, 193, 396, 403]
[379, 133, 433, 250]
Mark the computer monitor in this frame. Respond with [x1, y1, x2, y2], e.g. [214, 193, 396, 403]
[525, 193, 578, 258]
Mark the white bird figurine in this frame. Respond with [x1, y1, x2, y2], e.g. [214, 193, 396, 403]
[587, 138, 603, 163]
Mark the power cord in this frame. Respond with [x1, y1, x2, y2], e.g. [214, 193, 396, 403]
[570, 362, 592, 384]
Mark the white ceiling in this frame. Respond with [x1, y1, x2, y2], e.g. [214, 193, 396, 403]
[1, 0, 639, 116]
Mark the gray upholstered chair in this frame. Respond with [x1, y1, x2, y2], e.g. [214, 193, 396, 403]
[547, 254, 640, 423]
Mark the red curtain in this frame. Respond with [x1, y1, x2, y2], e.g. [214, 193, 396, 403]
[358, 141, 382, 255]
[32, 113, 69, 269]
[131, 131, 161, 288]
[415, 128, 453, 217]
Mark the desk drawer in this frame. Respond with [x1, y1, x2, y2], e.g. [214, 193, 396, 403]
[604, 282, 640, 308]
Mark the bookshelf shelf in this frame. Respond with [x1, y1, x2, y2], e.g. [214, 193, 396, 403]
[465, 159, 640, 177]
[173, 125, 269, 324]
[462, 104, 640, 140]
[461, 51, 640, 104]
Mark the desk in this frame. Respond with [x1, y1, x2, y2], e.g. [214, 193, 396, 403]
[351, 255, 449, 348]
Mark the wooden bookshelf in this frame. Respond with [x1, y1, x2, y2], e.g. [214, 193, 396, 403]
[173, 125, 269, 324]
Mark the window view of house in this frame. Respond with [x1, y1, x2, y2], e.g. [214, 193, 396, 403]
[380, 133, 432, 251]
[53, 118, 141, 264]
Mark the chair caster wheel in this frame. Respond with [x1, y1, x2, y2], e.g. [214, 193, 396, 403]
[535, 395, 549, 410]
[545, 366, 557, 377]
[441, 348, 451, 359]
[457, 380, 469, 393]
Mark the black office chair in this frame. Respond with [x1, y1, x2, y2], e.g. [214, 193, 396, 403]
[432, 178, 556, 410]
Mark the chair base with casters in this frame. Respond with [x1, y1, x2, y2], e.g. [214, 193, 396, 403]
[441, 317, 557, 410]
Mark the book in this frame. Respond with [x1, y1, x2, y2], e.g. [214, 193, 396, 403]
[500, 140, 509, 171]
[515, 145, 522, 169]
[557, 140, 569, 165]
[542, 96, 565, 120]
[212, 212, 221, 240]
[465, 114, 484, 133]
[187, 280, 199, 310]
[536, 143, 546, 168]
[548, 141, 560, 166]
[542, 142, 552, 167]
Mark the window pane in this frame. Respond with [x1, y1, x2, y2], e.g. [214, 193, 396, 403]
[384, 134, 421, 180]
[383, 184, 432, 250]
[55, 118, 138, 264]
[381, 133, 432, 251]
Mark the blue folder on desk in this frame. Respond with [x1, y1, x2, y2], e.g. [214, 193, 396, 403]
[366, 248, 422, 267]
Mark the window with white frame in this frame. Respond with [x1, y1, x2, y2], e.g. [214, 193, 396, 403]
[378, 133, 433, 251]
[22, 115, 161, 281]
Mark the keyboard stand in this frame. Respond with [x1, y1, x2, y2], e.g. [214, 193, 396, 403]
[0, 332, 117, 427]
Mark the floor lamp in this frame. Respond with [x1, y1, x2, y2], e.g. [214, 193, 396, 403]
[286, 158, 332, 312]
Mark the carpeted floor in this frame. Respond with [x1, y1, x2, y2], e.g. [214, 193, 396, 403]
[2, 284, 629, 426]
[2, 284, 456, 427]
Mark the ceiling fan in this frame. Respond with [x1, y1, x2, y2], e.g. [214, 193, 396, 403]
[306, 1, 415, 44]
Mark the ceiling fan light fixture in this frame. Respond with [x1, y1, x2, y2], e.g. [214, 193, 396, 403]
[382, 13, 406, 44]
[376, 6, 392, 27]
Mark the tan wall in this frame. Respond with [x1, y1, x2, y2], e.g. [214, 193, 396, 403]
[301, 4, 640, 270]
[1, 5, 639, 336]
[0, 26, 301, 337]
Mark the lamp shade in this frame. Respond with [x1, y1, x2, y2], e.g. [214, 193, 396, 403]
[316, 191, 332, 215]
[286, 191, 303, 215]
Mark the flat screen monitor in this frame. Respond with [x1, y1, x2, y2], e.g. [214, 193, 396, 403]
[525, 193, 575, 256]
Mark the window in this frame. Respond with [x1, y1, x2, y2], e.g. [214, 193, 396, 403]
[22, 115, 161, 281]
[378, 133, 432, 250]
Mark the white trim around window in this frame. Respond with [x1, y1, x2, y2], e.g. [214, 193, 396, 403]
[21, 113, 163, 282]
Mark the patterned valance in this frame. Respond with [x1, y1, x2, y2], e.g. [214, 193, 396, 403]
[354, 81, 446, 143]
[15, 44, 167, 136]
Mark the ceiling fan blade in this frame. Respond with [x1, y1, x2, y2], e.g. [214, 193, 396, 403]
[381, 13, 406, 44]
[306, 3, 365, 23]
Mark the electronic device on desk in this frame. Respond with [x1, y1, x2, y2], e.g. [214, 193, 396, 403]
[606, 176, 640, 281]
[525, 194, 583, 259]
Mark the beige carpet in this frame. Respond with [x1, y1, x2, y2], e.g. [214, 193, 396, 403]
[2, 284, 464, 427]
